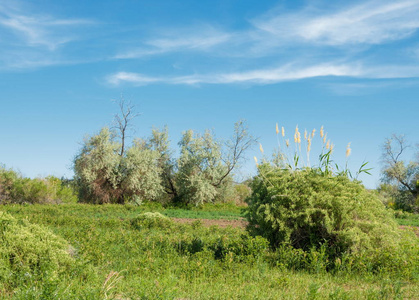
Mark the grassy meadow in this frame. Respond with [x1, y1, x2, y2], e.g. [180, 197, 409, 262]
[0, 203, 418, 299]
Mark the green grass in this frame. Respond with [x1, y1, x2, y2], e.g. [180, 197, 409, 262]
[163, 208, 243, 220]
[395, 213, 419, 227]
[0, 203, 418, 299]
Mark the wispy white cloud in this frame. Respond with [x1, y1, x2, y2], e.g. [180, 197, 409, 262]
[0, 3, 92, 50]
[107, 72, 161, 85]
[115, 27, 231, 59]
[324, 80, 419, 96]
[107, 63, 364, 86]
[109, 0, 419, 88]
[114, 0, 419, 62]
[253, 0, 419, 46]
[108, 61, 419, 87]
[0, 1, 95, 70]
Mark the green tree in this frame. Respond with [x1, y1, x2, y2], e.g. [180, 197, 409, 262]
[73, 99, 164, 204]
[147, 126, 178, 202]
[381, 134, 419, 211]
[74, 127, 163, 204]
[147, 120, 255, 206]
[176, 120, 255, 206]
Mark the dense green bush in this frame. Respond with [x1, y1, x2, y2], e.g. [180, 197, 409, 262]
[130, 211, 174, 229]
[0, 166, 77, 204]
[0, 211, 74, 289]
[246, 165, 419, 275]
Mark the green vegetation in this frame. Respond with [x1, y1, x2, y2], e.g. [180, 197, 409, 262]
[247, 166, 418, 276]
[73, 100, 256, 206]
[0, 118, 418, 298]
[0, 204, 418, 299]
[0, 166, 77, 204]
[247, 125, 418, 278]
[74, 127, 164, 204]
[0, 211, 74, 294]
[379, 134, 419, 212]
[394, 210, 419, 227]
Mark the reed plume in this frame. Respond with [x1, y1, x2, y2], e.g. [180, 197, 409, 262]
[346, 142, 351, 157]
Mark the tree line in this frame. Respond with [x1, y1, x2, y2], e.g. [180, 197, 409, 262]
[73, 100, 256, 205]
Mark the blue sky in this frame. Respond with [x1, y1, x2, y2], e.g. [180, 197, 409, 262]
[0, 0, 418, 188]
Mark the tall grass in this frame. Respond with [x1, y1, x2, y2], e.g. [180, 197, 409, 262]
[258, 124, 371, 179]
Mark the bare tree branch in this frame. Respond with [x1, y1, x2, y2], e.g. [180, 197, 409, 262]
[381, 134, 418, 197]
[213, 120, 257, 187]
[112, 97, 139, 156]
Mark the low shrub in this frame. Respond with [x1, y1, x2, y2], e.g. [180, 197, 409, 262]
[0, 211, 74, 290]
[0, 166, 77, 204]
[130, 212, 174, 229]
[175, 230, 269, 263]
[246, 165, 419, 276]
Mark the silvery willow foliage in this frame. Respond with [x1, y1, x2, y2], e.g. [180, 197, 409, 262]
[74, 127, 163, 204]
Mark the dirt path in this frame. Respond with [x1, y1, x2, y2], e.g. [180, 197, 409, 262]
[172, 218, 248, 228]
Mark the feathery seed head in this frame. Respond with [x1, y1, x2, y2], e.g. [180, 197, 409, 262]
[259, 143, 264, 154]
[326, 140, 330, 150]
[320, 126, 324, 138]
[304, 129, 307, 140]
[294, 125, 299, 143]
[276, 123, 279, 135]
[286, 139, 290, 147]
[281, 126, 285, 137]
[254, 156, 258, 166]
[307, 138, 312, 152]
[311, 129, 316, 139]
[330, 143, 335, 153]
[346, 142, 351, 157]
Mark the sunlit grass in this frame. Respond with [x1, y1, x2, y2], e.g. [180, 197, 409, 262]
[0, 203, 418, 299]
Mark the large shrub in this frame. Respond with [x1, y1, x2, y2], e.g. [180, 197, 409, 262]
[246, 165, 419, 274]
[73, 128, 164, 204]
[0, 212, 74, 289]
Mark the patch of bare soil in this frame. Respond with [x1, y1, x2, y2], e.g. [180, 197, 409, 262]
[172, 218, 248, 228]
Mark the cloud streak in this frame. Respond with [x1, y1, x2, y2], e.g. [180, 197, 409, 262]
[107, 63, 362, 86]
[0, 1, 95, 70]
[108, 61, 419, 87]
[253, 0, 419, 46]
[0, 3, 92, 50]
[114, 28, 231, 59]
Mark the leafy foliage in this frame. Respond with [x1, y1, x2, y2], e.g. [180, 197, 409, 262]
[130, 211, 174, 229]
[73, 128, 163, 204]
[0, 166, 77, 204]
[380, 134, 419, 212]
[151, 120, 255, 206]
[0, 211, 74, 289]
[246, 164, 419, 274]
[74, 101, 255, 206]
[176, 129, 230, 206]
